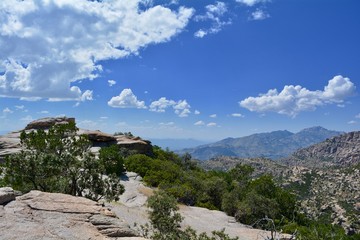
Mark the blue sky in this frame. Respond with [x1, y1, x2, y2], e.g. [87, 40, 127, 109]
[0, 0, 359, 141]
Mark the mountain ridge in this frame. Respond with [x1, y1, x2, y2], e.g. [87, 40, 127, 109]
[178, 126, 343, 160]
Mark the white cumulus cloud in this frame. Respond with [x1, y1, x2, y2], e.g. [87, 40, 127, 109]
[356, 113, 360, 119]
[150, 97, 191, 117]
[210, 114, 217, 118]
[0, 0, 194, 101]
[240, 75, 356, 117]
[194, 2, 231, 38]
[108, 80, 116, 87]
[174, 100, 191, 117]
[250, 9, 270, 20]
[232, 113, 244, 117]
[149, 97, 176, 112]
[108, 88, 146, 109]
[235, 0, 269, 6]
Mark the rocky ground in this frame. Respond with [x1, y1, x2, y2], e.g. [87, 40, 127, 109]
[0, 187, 143, 240]
[110, 172, 291, 240]
[0, 173, 292, 240]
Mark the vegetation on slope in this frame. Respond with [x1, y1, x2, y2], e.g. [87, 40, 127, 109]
[1, 122, 359, 239]
[0, 123, 124, 201]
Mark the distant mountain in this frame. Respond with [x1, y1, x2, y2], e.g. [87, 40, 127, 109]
[149, 138, 211, 151]
[281, 131, 360, 168]
[178, 126, 342, 160]
[198, 133, 360, 233]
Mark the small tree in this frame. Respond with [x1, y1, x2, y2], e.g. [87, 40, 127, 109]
[2, 122, 124, 201]
[143, 190, 239, 240]
[99, 144, 125, 175]
[147, 190, 184, 239]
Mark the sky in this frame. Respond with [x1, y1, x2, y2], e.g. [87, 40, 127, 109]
[0, 0, 360, 141]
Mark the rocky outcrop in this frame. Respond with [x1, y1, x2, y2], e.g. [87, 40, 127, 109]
[284, 131, 360, 168]
[25, 117, 75, 130]
[0, 188, 138, 239]
[0, 131, 22, 162]
[116, 135, 153, 156]
[0, 117, 153, 160]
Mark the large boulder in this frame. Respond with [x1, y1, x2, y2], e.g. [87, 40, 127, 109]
[25, 117, 75, 130]
[0, 190, 138, 239]
[116, 135, 153, 156]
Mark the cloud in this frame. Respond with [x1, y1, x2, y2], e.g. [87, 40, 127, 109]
[3, 107, 13, 114]
[15, 105, 24, 110]
[194, 120, 205, 126]
[149, 97, 176, 112]
[150, 97, 191, 117]
[0, 0, 194, 101]
[108, 80, 116, 87]
[235, 0, 269, 6]
[207, 122, 217, 127]
[348, 120, 357, 125]
[240, 75, 356, 117]
[194, 2, 231, 38]
[174, 100, 191, 117]
[356, 114, 360, 119]
[159, 122, 175, 126]
[231, 113, 244, 117]
[250, 9, 270, 20]
[108, 88, 146, 109]
[194, 110, 201, 115]
[39, 110, 49, 114]
[210, 114, 217, 118]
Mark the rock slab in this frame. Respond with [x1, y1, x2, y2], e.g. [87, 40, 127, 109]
[0, 189, 137, 240]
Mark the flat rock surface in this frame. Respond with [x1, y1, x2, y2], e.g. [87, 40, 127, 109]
[0, 189, 137, 240]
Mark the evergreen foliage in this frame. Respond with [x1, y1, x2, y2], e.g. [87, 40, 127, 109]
[1, 123, 124, 201]
[141, 190, 239, 240]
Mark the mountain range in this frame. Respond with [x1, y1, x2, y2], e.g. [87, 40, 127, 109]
[200, 131, 360, 233]
[178, 126, 342, 160]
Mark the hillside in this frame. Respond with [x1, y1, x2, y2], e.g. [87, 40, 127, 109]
[179, 126, 342, 160]
[200, 132, 360, 234]
[281, 131, 360, 168]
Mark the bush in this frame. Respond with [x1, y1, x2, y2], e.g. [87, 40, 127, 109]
[99, 144, 125, 175]
[1, 123, 124, 201]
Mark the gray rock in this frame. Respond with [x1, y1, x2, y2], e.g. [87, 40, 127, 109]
[25, 117, 75, 130]
[0, 187, 15, 205]
[0, 190, 139, 239]
[90, 214, 137, 237]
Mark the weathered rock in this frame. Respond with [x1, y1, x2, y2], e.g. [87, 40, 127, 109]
[90, 214, 137, 237]
[0, 187, 15, 205]
[116, 135, 153, 155]
[25, 117, 75, 130]
[0, 131, 22, 162]
[0, 190, 138, 239]
[81, 130, 117, 143]
[0, 117, 154, 160]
